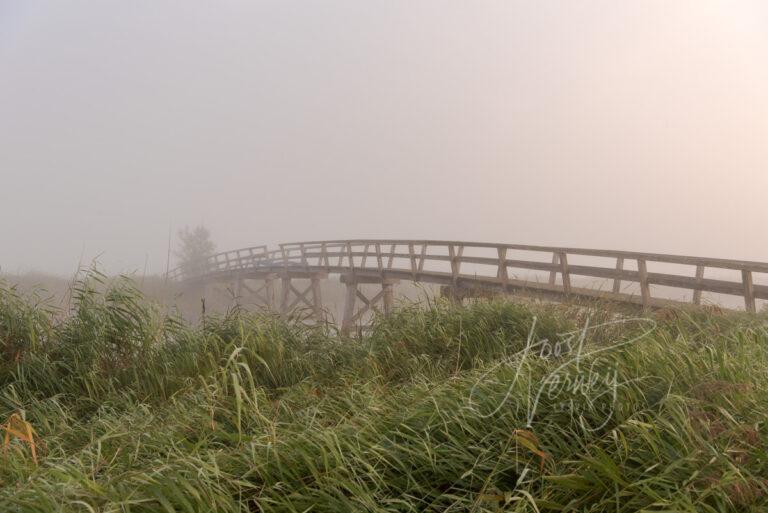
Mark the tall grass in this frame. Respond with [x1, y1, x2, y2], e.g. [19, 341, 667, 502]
[0, 273, 766, 512]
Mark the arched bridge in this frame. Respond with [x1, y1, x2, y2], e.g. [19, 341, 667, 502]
[169, 240, 768, 333]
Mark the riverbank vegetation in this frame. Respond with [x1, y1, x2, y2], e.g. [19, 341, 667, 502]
[0, 274, 766, 511]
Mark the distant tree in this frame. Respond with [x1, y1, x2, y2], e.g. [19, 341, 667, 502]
[176, 225, 216, 276]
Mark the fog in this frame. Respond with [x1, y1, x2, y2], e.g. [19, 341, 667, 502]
[1, 1, 767, 276]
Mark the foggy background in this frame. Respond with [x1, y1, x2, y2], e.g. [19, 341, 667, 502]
[1, 1, 767, 277]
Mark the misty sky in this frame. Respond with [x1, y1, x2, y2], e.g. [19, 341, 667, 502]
[1, 1, 767, 276]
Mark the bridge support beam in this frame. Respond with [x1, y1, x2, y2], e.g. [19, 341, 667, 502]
[232, 277, 243, 308]
[340, 275, 399, 336]
[279, 272, 327, 321]
[236, 274, 278, 310]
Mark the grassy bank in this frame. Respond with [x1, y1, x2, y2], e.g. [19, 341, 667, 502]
[0, 274, 766, 512]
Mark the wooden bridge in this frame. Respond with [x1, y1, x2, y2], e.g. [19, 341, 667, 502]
[168, 240, 768, 333]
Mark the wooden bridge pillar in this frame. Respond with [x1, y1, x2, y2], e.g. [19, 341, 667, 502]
[264, 276, 276, 310]
[279, 272, 328, 321]
[231, 273, 277, 310]
[279, 276, 291, 314]
[310, 275, 323, 320]
[232, 277, 243, 308]
[340, 275, 399, 336]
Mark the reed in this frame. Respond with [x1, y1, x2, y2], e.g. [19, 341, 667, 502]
[0, 272, 766, 511]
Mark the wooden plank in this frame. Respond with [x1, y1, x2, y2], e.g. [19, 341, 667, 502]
[194, 262, 733, 292]
[382, 282, 394, 315]
[321, 242, 329, 268]
[559, 252, 571, 294]
[445, 256, 558, 272]
[287, 282, 313, 310]
[341, 281, 357, 336]
[497, 247, 509, 286]
[233, 278, 242, 306]
[612, 257, 624, 294]
[181, 239, 768, 312]
[304, 250, 449, 262]
[360, 243, 369, 268]
[350, 289, 387, 323]
[567, 265, 638, 282]
[418, 243, 427, 273]
[692, 265, 704, 305]
[637, 259, 650, 309]
[375, 243, 383, 273]
[279, 277, 291, 314]
[336, 247, 344, 266]
[265, 277, 275, 310]
[548, 253, 559, 285]
[346, 242, 355, 271]
[646, 272, 746, 297]
[280, 245, 289, 270]
[283, 239, 768, 273]
[356, 289, 371, 306]
[300, 243, 308, 269]
[448, 244, 458, 283]
[742, 270, 756, 313]
[311, 277, 323, 320]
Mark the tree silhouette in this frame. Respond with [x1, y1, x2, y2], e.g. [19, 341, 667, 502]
[176, 225, 216, 276]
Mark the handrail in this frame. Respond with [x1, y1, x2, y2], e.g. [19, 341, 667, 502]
[168, 239, 767, 312]
[166, 245, 272, 281]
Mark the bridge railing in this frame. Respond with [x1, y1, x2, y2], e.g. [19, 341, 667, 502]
[277, 240, 768, 312]
[170, 239, 768, 312]
[167, 245, 273, 281]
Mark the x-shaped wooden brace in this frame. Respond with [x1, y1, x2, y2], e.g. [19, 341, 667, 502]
[280, 275, 323, 319]
[348, 288, 387, 325]
[239, 278, 276, 308]
[341, 277, 397, 335]
[284, 281, 314, 311]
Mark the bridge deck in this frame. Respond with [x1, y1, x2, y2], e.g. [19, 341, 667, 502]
[170, 239, 768, 314]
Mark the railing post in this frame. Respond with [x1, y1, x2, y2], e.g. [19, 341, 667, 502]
[612, 257, 624, 294]
[559, 252, 571, 295]
[548, 253, 559, 285]
[300, 243, 308, 270]
[637, 259, 650, 309]
[692, 265, 704, 305]
[233, 276, 242, 307]
[280, 245, 289, 270]
[321, 242, 329, 269]
[418, 242, 427, 273]
[360, 243, 369, 269]
[387, 244, 396, 269]
[408, 242, 417, 279]
[264, 276, 276, 310]
[310, 275, 323, 320]
[497, 247, 509, 289]
[341, 278, 357, 336]
[742, 270, 756, 313]
[346, 242, 355, 273]
[382, 281, 394, 316]
[448, 244, 458, 285]
[375, 243, 383, 277]
[280, 276, 291, 315]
